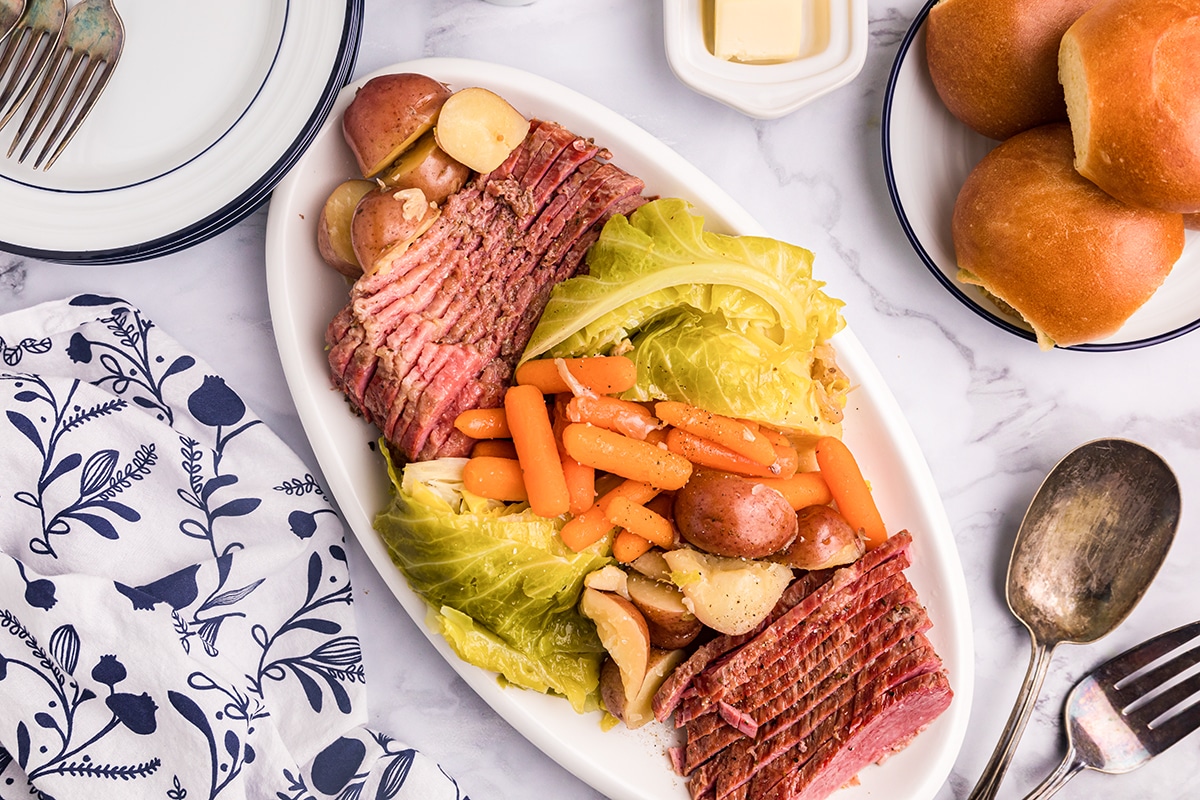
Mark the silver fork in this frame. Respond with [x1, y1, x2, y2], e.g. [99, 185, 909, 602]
[7, 0, 123, 170]
[1023, 619, 1200, 799]
[0, 0, 66, 131]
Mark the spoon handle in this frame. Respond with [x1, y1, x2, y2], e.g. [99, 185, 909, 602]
[1022, 745, 1086, 800]
[966, 637, 1056, 800]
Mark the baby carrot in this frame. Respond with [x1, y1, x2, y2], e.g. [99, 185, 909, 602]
[470, 439, 518, 459]
[462, 457, 528, 502]
[655, 401, 777, 466]
[561, 452, 596, 516]
[562, 423, 693, 490]
[605, 496, 675, 549]
[814, 436, 887, 549]
[566, 394, 660, 440]
[612, 530, 655, 563]
[558, 479, 658, 552]
[454, 407, 510, 439]
[515, 356, 638, 395]
[505, 385, 570, 518]
[757, 471, 833, 510]
[665, 428, 799, 479]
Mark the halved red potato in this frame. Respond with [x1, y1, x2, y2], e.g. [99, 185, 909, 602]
[342, 73, 453, 178]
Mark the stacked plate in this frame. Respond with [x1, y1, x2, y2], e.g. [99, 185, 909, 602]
[0, 0, 362, 265]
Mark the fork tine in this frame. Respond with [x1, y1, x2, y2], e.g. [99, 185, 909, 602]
[0, 28, 50, 122]
[6, 37, 65, 156]
[1125, 661, 1200, 727]
[1115, 640, 1200, 706]
[1094, 620, 1200, 684]
[12, 43, 76, 160]
[0, 0, 66, 127]
[1143, 695, 1200, 754]
[32, 52, 107, 169]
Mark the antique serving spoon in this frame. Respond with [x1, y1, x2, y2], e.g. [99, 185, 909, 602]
[966, 438, 1181, 800]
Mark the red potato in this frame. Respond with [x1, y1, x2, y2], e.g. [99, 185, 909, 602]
[672, 469, 798, 559]
[435, 87, 531, 173]
[626, 572, 703, 649]
[599, 647, 686, 729]
[579, 588, 651, 705]
[382, 130, 472, 205]
[316, 179, 375, 277]
[662, 548, 793, 636]
[350, 186, 440, 276]
[342, 73, 453, 178]
[772, 504, 865, 570]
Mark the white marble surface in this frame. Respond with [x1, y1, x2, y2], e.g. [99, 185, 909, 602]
[3, 1, 1199, 798]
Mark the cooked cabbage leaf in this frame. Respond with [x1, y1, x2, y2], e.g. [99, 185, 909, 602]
[522, 198, 848, 434]
[375, 452, 610, 712]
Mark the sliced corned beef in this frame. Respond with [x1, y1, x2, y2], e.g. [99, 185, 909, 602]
[662, 530, 953, 800]
[760, 671, 953, 800]
[325, 118, 646, 462]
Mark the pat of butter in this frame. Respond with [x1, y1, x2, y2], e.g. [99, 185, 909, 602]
[713, 0, 804, 63]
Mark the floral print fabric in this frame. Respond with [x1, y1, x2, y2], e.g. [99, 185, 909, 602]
[0, 296, 464, 800]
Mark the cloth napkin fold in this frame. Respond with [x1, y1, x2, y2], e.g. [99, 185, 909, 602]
[0, 295, 465, 800]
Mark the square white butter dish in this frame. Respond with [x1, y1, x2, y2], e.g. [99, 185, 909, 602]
[663, 0, 867, 119]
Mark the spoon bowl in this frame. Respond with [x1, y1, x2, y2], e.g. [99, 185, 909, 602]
[967, 438, 1181, 800]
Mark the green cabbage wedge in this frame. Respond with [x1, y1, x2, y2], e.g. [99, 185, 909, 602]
[523, 198, 848, 435]
[375, 453, 610, 712]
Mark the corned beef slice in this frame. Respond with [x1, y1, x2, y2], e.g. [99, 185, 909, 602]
[661, 530, 953, 800]
[326, 119, 646, 462]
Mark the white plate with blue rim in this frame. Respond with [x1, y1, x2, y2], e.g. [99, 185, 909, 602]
[0, 0, 362, 265]
[882, 0, 1200, 350]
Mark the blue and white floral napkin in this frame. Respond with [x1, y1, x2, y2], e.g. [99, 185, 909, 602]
[0, 296, 464, 800]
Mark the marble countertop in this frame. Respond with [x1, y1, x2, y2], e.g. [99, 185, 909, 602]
[4, 1, 1199, 798]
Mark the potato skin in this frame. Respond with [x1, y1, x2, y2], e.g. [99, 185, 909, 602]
[772, 504, 865, 570]
[342, 73, 452, 178]
[626, 572, 702, 649]
[673, 469, 798, 559]
[382, 131, 471, 205]
[350, 186, 440, 275]
[316, 179, 375, 278]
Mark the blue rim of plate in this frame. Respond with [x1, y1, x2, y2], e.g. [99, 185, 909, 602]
[881, 0, 1200, 352]
[0, 0, 363, 267]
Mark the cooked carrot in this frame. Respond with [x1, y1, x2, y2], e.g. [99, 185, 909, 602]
[566, 394, 660, 440]
[814, 436, 887, 549]
[665, 428, 799, 479]
[562, 423, 692, 490]
[612, 530, 655, 563]
[515, 356, 638, 395]
[462, 457, 528, 502]
[756, 426, 787, 446]
[470, 439, 518, 459]
[757, 471, 833, 510]
[771, 443, 799, 480]
[655, 401, 776, 466]
[561, 453, 596, 516]
[559, 479, 658, 552]
[605, 496, 675, 549]
[454, 407, 510, 439]
[598, 479, 659, 510]
[505, 385, 570, 518]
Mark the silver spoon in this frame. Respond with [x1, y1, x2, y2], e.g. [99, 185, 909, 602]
[966, 438, 1181, 800]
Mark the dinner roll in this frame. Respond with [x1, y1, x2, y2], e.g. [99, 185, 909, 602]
[926, 0, 1097, 140]
[952, 124, 1184, 349]
[1059, 0, 1200, 213]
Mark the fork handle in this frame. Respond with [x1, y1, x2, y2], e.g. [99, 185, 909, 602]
[1022, 745, 1086, 800]
[966, 638, 1057, 800]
